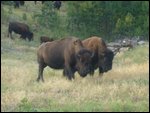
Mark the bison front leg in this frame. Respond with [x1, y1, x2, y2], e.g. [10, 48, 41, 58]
[64, 67, 74, 80]
[63, 69, 67, 77]
[89, 66, 95, 76]
[64, 56, 75, 80]
[99, 67, 104, 77]
[37, 63, 46, 82]
[8, 29, 13, 39]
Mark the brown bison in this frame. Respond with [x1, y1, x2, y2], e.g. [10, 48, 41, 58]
[37, 37, 94, 81]
[8, 22, 33, 41]
[82, 36, 114, 77]
[40, 36, 54, 44]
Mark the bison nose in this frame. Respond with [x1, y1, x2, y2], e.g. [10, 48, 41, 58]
[79, 70, 88, 77]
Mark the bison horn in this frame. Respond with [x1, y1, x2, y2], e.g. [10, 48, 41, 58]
[113, 46, 121, 55]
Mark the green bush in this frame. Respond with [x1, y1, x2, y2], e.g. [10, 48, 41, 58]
[1, 1, 13, 6]
[22, 13, 27, 21]
[17, 98, 36, 112]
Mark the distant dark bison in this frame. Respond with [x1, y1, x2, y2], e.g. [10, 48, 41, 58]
[53, 1, 61, 10]
[14, 1, 20, 8]
[40, 36, 54, 44]
[82, 36, 114, 77]
[14, 1, 24, 8]
[34, 1, 61, 10]
[37, 37, 93, 81]
[8, 22, 33, 41]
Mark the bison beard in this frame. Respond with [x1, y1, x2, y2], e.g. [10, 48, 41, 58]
[37, 37, 93, 82]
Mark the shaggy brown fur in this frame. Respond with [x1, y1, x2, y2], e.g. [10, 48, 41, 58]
[83, 36, 114, 76]
[37, 37, 93, 81]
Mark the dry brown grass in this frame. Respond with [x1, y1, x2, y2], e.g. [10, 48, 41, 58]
[1, 53, 149, 111]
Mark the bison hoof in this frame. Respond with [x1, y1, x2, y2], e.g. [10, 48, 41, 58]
[42, 79, 44, 82]
[67, 76, 73, 80]
[36, 78, 40, 82]
[36, 78, 45, 82]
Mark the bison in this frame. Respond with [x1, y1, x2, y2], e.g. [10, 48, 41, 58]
[53, 1, 61, 10]
[8, 21, 33, 41]
[82, 36, 114, 77]
[37, 37, 93, 82]
[14, 1, 20, 8]
[13, 1, 24, 8]
[40, 36, 54, 44]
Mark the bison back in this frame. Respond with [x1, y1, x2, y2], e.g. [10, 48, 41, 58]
[37, 38, 77, 69]
[9, 22, 30, 34]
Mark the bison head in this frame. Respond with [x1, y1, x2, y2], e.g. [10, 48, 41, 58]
[75, 49, 94, 77]
[99, 48, 114, 72]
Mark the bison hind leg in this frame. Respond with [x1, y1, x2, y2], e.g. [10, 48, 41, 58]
[37, 63, 46, 82]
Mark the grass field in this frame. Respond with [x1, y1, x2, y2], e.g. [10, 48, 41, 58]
[1, 2, 149, 112]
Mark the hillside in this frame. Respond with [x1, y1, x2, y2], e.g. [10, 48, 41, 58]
[1, 2, 149, 112]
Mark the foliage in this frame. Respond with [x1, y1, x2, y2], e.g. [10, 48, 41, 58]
[22, 13, 27, 20]
[67, 1, 149, 40]
[1, 1, 149, 40]
[1, 1, 13, 6]
[32, 1, 149, 40]
[17, 98, 35, 112]
[35, 1, 64, 38]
